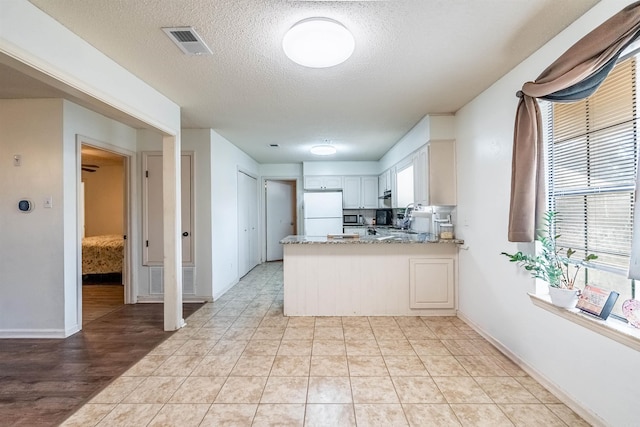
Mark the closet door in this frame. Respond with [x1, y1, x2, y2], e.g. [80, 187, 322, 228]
[238, 171, 258, 277]
[142, 152, 193, 266]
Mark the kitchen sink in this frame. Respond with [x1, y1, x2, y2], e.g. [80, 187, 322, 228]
[387, 229, 418, 235]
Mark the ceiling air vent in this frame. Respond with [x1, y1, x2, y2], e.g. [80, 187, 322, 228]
[162, 26, 212, 56]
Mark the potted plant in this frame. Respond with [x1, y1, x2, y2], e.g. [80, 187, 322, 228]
[501, 211, 597, 308]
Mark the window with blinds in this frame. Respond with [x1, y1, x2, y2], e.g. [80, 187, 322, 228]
[545, 55, 639, 318]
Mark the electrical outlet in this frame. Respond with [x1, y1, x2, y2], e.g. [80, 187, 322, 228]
[44, 196, 52, 208]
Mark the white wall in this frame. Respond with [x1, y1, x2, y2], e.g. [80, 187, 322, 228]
[183, 130, 213, 301]
[82, 164, 124, 236]
[455, 1, 639, 425]
[379, 115, 455, 171]
[0, 99, 137, 337]
[303, 161, 379, 176]
[260, 163, 302, 177]
[211, 130, 260, 299]
[0, 99, 65, 335]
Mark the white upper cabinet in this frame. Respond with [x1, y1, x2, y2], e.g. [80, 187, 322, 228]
[343, 176, 378, 209]
[416, 140, 456, 206]
[304, 175, 343, 190]
[362, 176, 378, 208]
[396, 140, 456, 207]
[378, 169, 391, 194]
[343, 177, 360, 208]
[414, 146, 429, 206]
[378, 169, 392, 208]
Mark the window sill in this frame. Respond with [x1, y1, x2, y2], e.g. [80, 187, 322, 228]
[528, 293, 640, 352]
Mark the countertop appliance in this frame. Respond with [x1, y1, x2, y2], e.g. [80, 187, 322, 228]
[343, 214, 359, 225]
[303, 191, 343, 236]
[375, 209, 393, 226]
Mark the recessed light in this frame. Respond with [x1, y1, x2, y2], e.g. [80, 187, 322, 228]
[283, 18, 355, 68]
[310, 144, 337, 156]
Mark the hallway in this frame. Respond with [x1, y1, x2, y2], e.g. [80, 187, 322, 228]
[60, 261, 587, 426]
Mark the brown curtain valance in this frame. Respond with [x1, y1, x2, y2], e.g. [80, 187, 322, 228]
[508, 1, 640, 242]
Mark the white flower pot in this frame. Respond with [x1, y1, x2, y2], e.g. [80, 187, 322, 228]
[548, 286, 579, 308]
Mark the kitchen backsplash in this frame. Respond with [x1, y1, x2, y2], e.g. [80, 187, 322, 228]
[343, 206, 455, 231]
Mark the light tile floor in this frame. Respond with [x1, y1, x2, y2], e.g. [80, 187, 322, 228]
[62, 261, 589, 426]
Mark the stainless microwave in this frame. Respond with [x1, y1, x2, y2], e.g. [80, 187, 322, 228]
[343, 214, 359, 224]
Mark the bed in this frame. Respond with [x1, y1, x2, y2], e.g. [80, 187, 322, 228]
[82, 234, 124, 275]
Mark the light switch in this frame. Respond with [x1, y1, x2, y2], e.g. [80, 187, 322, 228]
[44, 196, 52, 208]
[13, 154, 21, 167]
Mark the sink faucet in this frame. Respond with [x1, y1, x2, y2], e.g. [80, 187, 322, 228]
[402, 203, 415, 229]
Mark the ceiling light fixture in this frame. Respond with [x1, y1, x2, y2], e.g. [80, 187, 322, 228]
[310, 144, 337, 156]
[283, 18, 355, 68]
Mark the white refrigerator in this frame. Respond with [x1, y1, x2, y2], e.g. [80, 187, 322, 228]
[303, 191, 343, 236]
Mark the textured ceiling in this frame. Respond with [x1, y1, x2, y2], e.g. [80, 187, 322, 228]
[14, 0, 599, 163]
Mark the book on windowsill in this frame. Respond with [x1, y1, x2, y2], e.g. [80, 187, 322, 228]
[576, 285, 620, 320]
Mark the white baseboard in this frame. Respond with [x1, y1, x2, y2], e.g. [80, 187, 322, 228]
[456, 311, 607, 427]
[0, 329, 68, 338]
[65, 324, 81, 337]
[213, 279, 239, 300]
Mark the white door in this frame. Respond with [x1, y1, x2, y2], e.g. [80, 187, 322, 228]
[266, 180, 295, 261]
[238, 171, 259, 277]
[142, 153, 193, 265]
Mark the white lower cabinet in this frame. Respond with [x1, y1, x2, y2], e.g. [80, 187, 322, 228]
[409, 258, 454, 309]
[283, 243, 458, 316]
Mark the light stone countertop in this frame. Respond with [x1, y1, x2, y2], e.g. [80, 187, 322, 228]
[280, 234, 464, 245]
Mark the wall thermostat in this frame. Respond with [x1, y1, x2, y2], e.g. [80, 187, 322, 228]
[18, 199, 34, 213]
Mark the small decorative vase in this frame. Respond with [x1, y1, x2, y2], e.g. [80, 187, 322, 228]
[548, 286, 580, 308]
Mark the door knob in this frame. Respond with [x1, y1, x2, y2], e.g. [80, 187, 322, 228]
[182, 232, 189, 237]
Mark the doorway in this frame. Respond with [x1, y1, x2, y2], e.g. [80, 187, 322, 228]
[265, 180, 297, 261]
[79, 139, 131, 325]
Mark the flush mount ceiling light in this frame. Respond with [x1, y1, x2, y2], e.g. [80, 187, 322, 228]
[283, 18, 355, 68]
[310, 144, 337, 156]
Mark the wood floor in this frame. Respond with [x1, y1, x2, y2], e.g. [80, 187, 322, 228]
[0, 294, 203, 426]
[82, 284, 125, 324]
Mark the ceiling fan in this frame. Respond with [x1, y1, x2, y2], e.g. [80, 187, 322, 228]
[81, 164, 100, 173]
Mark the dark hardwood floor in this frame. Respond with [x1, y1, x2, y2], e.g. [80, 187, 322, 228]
[82, 284, 125, 324]
[0, 299, 203, 426]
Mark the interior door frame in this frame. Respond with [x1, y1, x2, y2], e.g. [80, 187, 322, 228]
[264, 179, 297, 261]
[261, 176, 301, 262]
[76, 135, 137, 318]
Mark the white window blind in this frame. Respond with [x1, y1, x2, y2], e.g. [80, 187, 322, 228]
[546, 56, 638, 288]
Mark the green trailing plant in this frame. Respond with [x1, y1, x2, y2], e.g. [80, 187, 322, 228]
[501, 211, 598, 289]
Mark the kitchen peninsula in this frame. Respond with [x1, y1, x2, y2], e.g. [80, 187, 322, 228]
[280, 233, 464, 316]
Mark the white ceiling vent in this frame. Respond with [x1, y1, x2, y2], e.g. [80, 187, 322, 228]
[162, 27, 212, 55]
